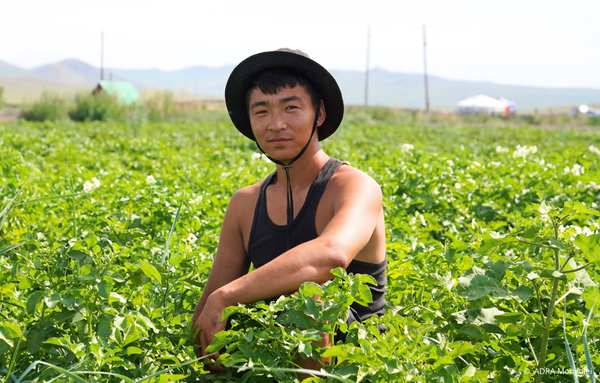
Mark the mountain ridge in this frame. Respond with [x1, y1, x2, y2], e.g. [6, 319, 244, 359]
[2, 58, 600, 110]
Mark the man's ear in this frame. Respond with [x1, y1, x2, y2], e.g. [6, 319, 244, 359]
[317, 99, 326, 127]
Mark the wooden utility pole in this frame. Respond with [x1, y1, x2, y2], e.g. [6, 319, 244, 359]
[364, 27, 370, 107]
[423, 25, 430, 113]
[100, 31, 104, 81]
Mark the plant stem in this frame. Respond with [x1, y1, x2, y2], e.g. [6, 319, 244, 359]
[516, 237, 558, 250]
[533, 228, 562, 383]
[562, 260, 599, 274]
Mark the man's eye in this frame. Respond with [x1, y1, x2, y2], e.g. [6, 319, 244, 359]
[255, 110, 267, 115]
[286, 105, 298, 110]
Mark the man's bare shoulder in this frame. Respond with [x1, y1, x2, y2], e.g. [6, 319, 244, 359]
[330, 164, 382, 198]
[228, 177, 268, 210]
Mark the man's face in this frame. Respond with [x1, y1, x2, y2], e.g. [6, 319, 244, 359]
[248, 85, 325, 163]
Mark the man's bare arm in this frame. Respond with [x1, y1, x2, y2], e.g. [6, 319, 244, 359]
[192, 189, 251, 367]
[194, 170, 383, 357]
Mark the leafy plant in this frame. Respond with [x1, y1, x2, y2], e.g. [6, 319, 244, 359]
[69, 91, 125, 122]
[22, 91, 66, 122]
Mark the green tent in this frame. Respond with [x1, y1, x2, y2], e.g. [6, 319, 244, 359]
[93, 81, 140, 105]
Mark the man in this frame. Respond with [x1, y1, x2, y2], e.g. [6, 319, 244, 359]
[192, 48, 387, 370]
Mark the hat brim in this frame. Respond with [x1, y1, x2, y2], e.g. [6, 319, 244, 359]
[225, 51, 344, 141]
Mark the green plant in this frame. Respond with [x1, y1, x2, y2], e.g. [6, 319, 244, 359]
[69, 91, 125, 122]
[462, 198, 599, 382]
[1, 119, 599, 382]
[22, 91, 66, 121]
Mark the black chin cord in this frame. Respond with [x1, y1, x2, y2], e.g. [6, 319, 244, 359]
[255, 102, 321, 250]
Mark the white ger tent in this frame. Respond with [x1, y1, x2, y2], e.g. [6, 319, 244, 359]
[456, 95, 512, 115]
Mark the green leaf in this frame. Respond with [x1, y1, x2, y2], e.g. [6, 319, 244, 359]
[480, 324, 506, 335]
[300, 282, 323, 298]
[26, 291, 43, 315]
[458, 273, 510, 300]
[485, 260, 510, 281]
[330, 267, 347, 279]
[549, 239, 571, 251]
[539, 200, 554, 214]
[574, 234, 600, 263]
[45, 292, 61, 309]
[495, 312, 524, 324]
[140, 260, 162, 284]
[0, 240, 31, 255]
[458, 324, 489, 341]
[157, 374, 190, 383]
[320, 344, 351, 358]
[512, 285, 534, 301]
[564, 201, 600, 216]
[353, 283, 373, 307]
[97, 279, 112, 299]
[540, 269, 567, 281]
[477, 232, 514, 255]
[356, 273, 377, 286]
[0, 322, 22, 341]
[205, 331, 231, 353]
[126, 346, 143, 355]
[452, 308, 505, 325]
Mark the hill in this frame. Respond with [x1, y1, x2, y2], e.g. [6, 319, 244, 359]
[2, 58, 600, 110]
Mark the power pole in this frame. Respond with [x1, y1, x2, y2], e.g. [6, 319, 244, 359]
[100, 31, 104, 81]
[423, 25, 430, 113]
[364, 27, 370, 107]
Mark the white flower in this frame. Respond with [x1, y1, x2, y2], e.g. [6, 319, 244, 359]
[83, 177, 100, 192]
[419, 215, 427, 226]
[251, 152, 262, 160]
[190, 195, 203, 204]
[401, 143, 414, 152]
[572, 164, 584, 176]
[541, 214, 550, 222]
[447, 160, 455, 166]
[454, 183, 461, 189]
[187, 233, 198, 243]
[589, 145, 600, 155]
[496, 146, 509, 154]
[505, 249, 516, 260]
[153, 198, 160, 203]
[36, 232, 45, 240]
[471, 218, 477, 229]
[146, 175, 157, 184]
[513, 145, 537, 159]
[491, 161, 501, 167]
[582, 227, 594, 236]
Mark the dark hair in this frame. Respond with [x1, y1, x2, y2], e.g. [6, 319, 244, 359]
[245, 68, 320, 111]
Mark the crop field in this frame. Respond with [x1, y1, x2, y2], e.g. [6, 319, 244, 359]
[1, 118, 599, 382]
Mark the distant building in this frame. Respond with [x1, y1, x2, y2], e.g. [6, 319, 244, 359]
[93, 81, 140, 105]
[571, 104, 600, 117]
[456, 95, 516, 116]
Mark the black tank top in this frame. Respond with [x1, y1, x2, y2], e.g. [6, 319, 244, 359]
[247, 157, 387, 322]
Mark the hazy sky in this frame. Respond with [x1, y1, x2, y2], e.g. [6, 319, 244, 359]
[2, 0, 599, 88]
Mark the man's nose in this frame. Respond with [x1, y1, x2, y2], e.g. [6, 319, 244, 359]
[269, 111, 287, 131]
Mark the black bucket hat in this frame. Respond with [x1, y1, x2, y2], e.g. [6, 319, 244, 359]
[225, 48, 344, 141]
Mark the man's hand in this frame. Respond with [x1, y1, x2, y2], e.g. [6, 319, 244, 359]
[192, 293, 228, 373]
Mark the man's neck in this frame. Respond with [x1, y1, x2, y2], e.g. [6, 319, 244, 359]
[272, 148, 330, 193]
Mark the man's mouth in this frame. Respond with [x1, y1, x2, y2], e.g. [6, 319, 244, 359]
[268, 138, 291, 146]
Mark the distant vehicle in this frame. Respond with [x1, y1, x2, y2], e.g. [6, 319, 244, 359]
[571, 104, 600, 117]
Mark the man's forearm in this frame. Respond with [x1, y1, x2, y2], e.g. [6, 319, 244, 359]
[214, 238, 347, 307]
